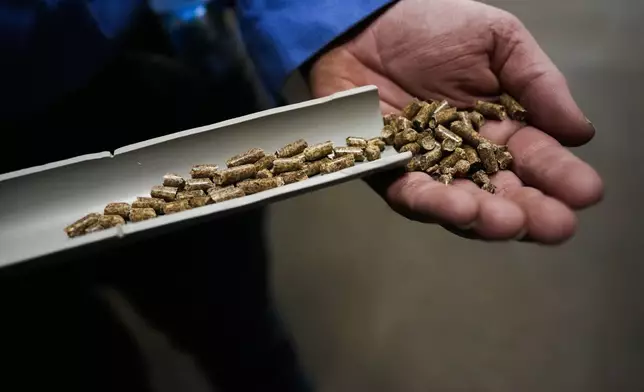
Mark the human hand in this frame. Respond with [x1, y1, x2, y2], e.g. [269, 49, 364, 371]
[307, 0, 603, 244]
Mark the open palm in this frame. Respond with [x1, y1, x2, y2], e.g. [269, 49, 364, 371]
[308, 0, 603, 244]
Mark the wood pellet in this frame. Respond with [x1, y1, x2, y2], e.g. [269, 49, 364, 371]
[66, 94, 521, 238]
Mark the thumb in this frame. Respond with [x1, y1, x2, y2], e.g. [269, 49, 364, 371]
[490, 12, 594, 146]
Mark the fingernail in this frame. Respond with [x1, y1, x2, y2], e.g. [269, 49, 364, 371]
[456, 221, 476, 231]
[585, 117, 596, 132]
[514, 228, 528, 241]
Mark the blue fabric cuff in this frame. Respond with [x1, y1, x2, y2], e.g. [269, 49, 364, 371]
[236, 0, 393, 97]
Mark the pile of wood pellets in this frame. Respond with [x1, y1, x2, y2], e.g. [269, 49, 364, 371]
[388, 93, 525, 190]
[65, 93, 525, 238]
[64, 137, 385, 238]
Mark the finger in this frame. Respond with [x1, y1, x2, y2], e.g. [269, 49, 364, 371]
[375, 171, 479, 227]
[490, 13, 594, 146]
[503, 187, 577, 244]
[478, 119, 524, 145]
[488, 170, 523, 195]
[508, 127, 604, 209]
[452, 179, 526, 240]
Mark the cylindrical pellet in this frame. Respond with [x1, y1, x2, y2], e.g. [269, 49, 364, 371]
[65, 213, 101, 238]
[130, 208, 157, 222]
[99, 215, 126, 228]
[364, 145, 381, 161]
[405, 156, 423, 172]
[304, 158, 330, 177]
[226, 148, 265, 168]
[433, 107, 459, 125]
[394, 117, 413, 133]
[419, 135, 439, 151]
[496, 150, 514, 170]
[482, 183, 496, 194]
[276, 139, 308, 158]
[132, 197, 165, 214]
[463, 145, 482, 171]
[346, 137, 368, 149]
[151, 185, 178, 201]
[367, 137, 386, 151]
[190, 164, 219, 179]
[453, 159, 471, 177]
[472, 170, 491, 186]
[256, 169, 274, 178]
[394, 128, 419, 149]
[477, 142, 499, 174]
[438, 173, 454, 185]
[104, 202, 131, 220]
[412, 101, 436, 130]
[84, 223, 105, 234]
[435, 125, 463, 145]
[213, 164, 257, 185]
[176, 190, 206, 200]
[279, 170, 308, 184]
[163, 200, 191, 215]
[468, 111, 486, 130]
[383, 113, 399, 127]
[189, 196, 212, 208]
[334, 146, 366, 162]
[457, 111, 472, 128]
[399, 143, 421, 155]
[272, 157, 305, 174]
[184, 178, 213, 192]
[421, 149, 444, 170]
[499, 93, 527, 122]
[254, 154, 277, 171]
[474, 101, 508, 121]
[304, 141, 334, 161]
[321, 155, 355, 174]
[439, 148, 467, 169]
[381, 125, 396, 145]
[440, 166, 457, 176]
[209, 187, 246, 203]
[236, 177, 285, 194]
[163, 173, 185, 189]
[426, 164, 440, 176]
[402, 98, 423, 120]
[450, 120, 488, 148]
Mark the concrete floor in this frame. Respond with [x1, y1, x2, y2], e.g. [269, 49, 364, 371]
[269, 1, 644, 391]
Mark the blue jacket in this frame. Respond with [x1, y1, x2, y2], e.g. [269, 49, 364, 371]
[0, 0, 391, 117]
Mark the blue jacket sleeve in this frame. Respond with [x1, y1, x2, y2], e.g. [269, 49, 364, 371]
[236, 0, 393, 97]
[0, 0, 142, 118]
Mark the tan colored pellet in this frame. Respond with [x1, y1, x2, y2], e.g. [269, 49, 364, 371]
[209, 187, 246, 203]
[304, 141, 334, 161]
[104, 202, 130, 220]
[334, 146, 366, 162]
[176, 190, 206, 200]
[406, 155, 424, 172]
[383, 113, 399, 127]
[399, 143, 421, 155]
[254, 154, 277, 171]
[394, 117, 413, 133]
[99, 215, 126, 229]
[364, 145, 381, 161]
[65, 213, 101, 238]
[481, 183, 497, 194]
[496, 150, 514, 170]
[499, 93, 527, 122]
[453, 160, 471, 177]
[184, 178, 213, 192]
[381, 125, 396, 145]
[438, 173, 454, 185]
[472, 170, 491, 186]
[439, 148, 467, 169]
[394, 128, 419, 149]
[236, 177, 285, 194]
[402, 98, 424, 120]
[304, 158, 331, 177]
[450, 120, 489, 148]
[273, 157, 305, 174]
[276, 139, 308, 158]
[435, 125, 463, 152]
[367, 137, 386, 151]
[226, 147, 265, 168]
[130, 208, 157, 222]
[163, 173, 185, 189]
[321, 155, 355, 174]
[213, 164, 257, 185]
[151, 185, 178, 201]
[189, 196, 213, 208]
[84, 223, 105, 234]
[132, 197, 165, 214]
[278, 170, 309, 184]
[256, 169, 273, 179]
[412, 101, 436, 130]
[433, 107, 459, 125]
[419, 135, 439, 151]
[346, 137, 368, 149]
[163, 200, 191, 215]
[463, 145, 482, 168]
[477, 142, 499, 174]
[469, 111, 486, 130]
[190, 164, 219, 179]
[474, 101, 508, 121]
